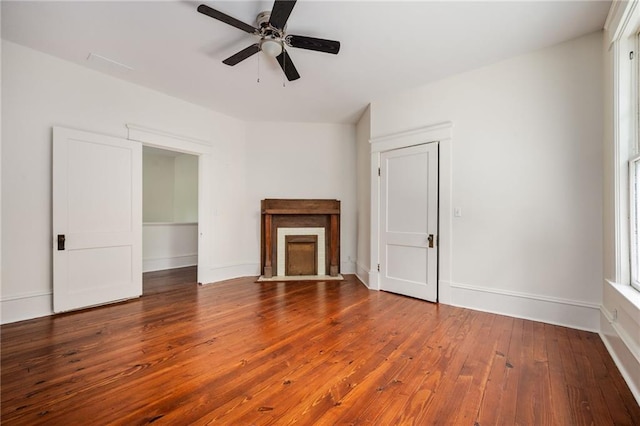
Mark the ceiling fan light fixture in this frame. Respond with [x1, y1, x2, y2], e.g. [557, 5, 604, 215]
[261, 39, 282, 57]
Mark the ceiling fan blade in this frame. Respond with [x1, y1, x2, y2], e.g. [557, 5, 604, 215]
[222, 44, 261, 66]
[286, 35, 340, 55]
[276, 49, 300, 81]
[197, 4, 258, 34]
[269, 0, 297, 30]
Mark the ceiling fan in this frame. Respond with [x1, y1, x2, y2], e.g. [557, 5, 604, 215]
[197, 1, 341, 81]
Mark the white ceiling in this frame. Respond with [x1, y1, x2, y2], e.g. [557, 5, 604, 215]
[2, 1, 611, 124]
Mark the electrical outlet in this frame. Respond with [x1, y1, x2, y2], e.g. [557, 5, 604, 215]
[612, 308, 618, 322]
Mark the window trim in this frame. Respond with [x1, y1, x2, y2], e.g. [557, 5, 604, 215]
[629, 154, 640, 291]
[630, 31, 640, 292]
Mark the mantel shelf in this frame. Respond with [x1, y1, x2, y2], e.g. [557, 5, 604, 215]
[262, 209, 341, 215]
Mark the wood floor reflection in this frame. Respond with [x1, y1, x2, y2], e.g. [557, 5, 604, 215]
[2, 267, 639, 424]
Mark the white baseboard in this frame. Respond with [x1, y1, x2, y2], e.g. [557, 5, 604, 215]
[600, 306, 640, 405]
[446, 281, 601, 332]
[355, 262, 370, 288]
[202, 263, 261, 284]
[1, 291, 53, 324]
[143, 254, 197, 272]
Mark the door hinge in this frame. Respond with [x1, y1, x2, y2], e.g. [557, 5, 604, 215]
[377, 264, 380, 272]
[378, 167, 381, 176]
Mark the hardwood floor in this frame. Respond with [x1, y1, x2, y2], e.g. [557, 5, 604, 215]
[2, 267, 639, 425]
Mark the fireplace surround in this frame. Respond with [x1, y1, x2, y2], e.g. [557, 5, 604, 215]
[260, 199, 340, 278]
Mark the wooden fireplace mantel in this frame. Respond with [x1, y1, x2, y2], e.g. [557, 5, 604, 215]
[260, 199, 340, 278]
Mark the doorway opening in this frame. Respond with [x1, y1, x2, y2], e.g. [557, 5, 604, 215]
[142, 146, 198, 295]
[126, 123, 212, 291]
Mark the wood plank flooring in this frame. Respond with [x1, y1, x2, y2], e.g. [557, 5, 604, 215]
[2, 267, 639, 425]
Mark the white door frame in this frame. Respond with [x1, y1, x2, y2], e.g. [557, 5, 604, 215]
[126, 124, 212, 285]
[370, 122, 453, 304]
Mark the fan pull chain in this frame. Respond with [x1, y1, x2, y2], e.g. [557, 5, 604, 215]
[257, 52, 261, 83]
[282, 53, 286, 87]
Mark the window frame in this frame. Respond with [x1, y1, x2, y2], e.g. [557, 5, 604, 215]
[609, 0, 640, 292]
[627, 30, 640, 292]
[629, 155, 640, 291]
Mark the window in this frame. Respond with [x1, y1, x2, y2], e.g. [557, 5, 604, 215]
[607, 0, 640, 293]
[628, 30, 640, 292]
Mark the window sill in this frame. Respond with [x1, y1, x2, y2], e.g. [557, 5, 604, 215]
[606, 280, 640, 312]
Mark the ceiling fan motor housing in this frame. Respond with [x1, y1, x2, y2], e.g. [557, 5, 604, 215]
[257, 11, 284, 34]
[256, 11, 270, 28]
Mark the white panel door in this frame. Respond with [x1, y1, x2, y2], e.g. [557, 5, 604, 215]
[380, 143, 438, 302]
[53, 127, 142, 312]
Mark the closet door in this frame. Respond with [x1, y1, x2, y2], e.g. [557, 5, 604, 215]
[379, 142, 438, 302]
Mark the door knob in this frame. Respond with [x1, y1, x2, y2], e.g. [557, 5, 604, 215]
[427, 234, 434, 248]
[57, 234, 66, 251]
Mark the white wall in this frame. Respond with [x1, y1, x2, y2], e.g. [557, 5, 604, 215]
[143, 149, 198, 223]
[143, 223, 198, 272]
[143, 153, 175, 222]
[1, 40, 248, 323]
[244, 122, 357, 274]
[355, 106, 371, 284]
[363, 31, 604, 331]
[173, 154, 198, 223]
[142, 150, 199, 272]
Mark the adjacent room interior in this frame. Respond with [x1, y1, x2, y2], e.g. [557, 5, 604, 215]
[142, 146, 199, 285]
